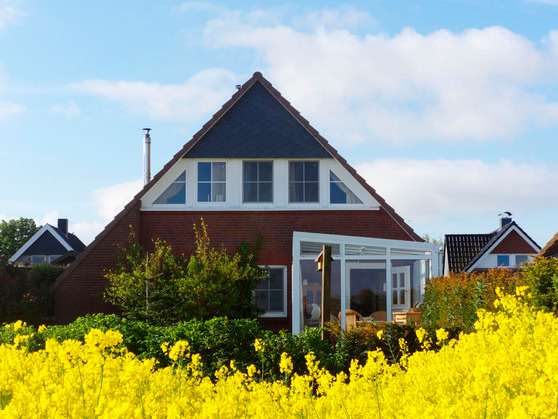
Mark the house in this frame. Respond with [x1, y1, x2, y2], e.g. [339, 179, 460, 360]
[443, 215, 540, 275]
[539, 232, 558, 258]
[9, 219, 86, 266]
[52, 72, 442, 332]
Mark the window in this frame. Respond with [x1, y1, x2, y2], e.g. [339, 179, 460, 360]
[243, 161, 273, 203]
[255, 267, 286, 316]
[198, 162, 226, 202]
[330, 171, 362, 204]
[154, 171, 186, 204]
[31, 255, 47, 264]
[515, 255, 528, 266]
[289, 161, 319, 203]
[497, 255, 510, 267]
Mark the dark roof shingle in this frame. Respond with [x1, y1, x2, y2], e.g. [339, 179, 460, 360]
[184, 81, 332, 159]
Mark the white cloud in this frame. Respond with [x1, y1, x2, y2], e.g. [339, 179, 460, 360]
[0, 0, 23, 31]
[200, 10, 558, 145]
[37, 211, 60, 227]
[292, 7, 375, 31]
[71, 221, 104, 245]
[354, 159, 558, 223]
[92, 179, 143, 221]
[71, 68, 238, 122]
[50, 101, 80, 118]
[0, 101, 25, 120]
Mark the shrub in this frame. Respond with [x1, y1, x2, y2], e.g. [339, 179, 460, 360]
[421, 268, 526, 333]
[523, 256, 558, 313]
[0, 263, 64, 325]
[327, 321, 422, 368]
[104, 220, 263, 325]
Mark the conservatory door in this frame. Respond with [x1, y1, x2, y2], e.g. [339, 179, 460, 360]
[391, 266, 411, 312]
[345, 263, 386, 320]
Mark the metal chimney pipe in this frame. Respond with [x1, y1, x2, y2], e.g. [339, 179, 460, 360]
[143, 128, 151, 185]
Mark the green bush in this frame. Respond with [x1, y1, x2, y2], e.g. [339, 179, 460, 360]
[0, 263, 64, 325]
[421, 268, 526, 333]
[327, 321, 423, 368]
[104, 221, 263, 326]
[523, 256, 558, 313]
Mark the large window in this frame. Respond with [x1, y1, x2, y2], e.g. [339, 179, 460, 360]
[255, 267, 286, 316]
[497, 255, 510, 267]
[289, 161, 319, 203]
[154, 171, 186, 204]
[243, 161, 273, 203]
[198, 162, 226, 202]
[330, 171, 362, 204]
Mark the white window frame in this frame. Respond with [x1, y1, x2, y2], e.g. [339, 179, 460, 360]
[243, 161, 273, 203]
[153, 170, 186, 205]
[255, 265, 287, 318]
[288, 161, 320, 203]
[197, 161, 227, 203]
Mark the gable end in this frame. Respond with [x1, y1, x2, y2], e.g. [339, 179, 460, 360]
[184, 81, 333, 159]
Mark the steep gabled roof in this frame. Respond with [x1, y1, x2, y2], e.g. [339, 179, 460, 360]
[53, 71, 421, 291]
[445, 221, 541, 273]
[185, 81, 332, 159]
[9, 224, 86, 263]
[539, 232, 558, 257]
[445, 233, 497, 273]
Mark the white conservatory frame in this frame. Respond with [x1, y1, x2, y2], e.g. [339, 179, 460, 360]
[291, 231, 442, 334]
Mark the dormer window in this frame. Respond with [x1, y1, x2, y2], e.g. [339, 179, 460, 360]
[198, 162, 226, 202]
[243, 161, 273, 203]
[289, 161, 319, 203]
[330, 171, 362, 204]
[497, 255, 510, 267]
[153, 171, 186, 205]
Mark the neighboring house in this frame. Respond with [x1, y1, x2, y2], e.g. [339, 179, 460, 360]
[538, 232, 558, 258]
[9, 219, 86, 266]
[443, 216, 540, 275]
[52, 72, 442, 332]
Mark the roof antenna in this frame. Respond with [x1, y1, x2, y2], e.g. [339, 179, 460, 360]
[143, 128, 151, 185]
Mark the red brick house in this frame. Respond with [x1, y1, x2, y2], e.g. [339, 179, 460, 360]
[52, 72, 441, 332]
[539, 232, 558, 258]
[443, 215, 540, 275]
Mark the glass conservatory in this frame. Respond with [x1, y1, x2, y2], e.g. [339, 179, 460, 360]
[292, 232, 442, 333]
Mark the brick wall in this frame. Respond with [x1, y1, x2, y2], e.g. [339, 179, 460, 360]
[53, 201, 141, 324]
[490, 229, 538, 254]
[54, 207, 414, 330]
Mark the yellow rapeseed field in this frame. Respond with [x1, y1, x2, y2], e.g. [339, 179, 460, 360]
[1, 287, 557, 418]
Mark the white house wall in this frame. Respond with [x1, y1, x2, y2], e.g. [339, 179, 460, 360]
[141, 158, 380, 211]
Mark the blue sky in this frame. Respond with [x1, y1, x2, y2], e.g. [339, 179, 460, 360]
[1, 0, 557, 248]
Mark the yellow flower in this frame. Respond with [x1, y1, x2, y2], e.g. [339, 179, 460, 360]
[168, 340, 190, 361]
[254, 338, 265, 353]
[38, 324, 47, 333]
[377, 329, 384, 340]
[13, 320, 27, 331]
[436, 328, 449, 343]
[279, 352, 293, 375]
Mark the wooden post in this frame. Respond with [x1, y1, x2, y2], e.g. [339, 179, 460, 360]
[321, 245, 331, 340]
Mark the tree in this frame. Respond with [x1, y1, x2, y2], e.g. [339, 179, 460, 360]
[422, 234, 444, 245]
[0, 218, 40, 262]
[104, 221, 263, 325]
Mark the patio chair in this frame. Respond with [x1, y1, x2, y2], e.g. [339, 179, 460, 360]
[338, 309, 364, 330]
